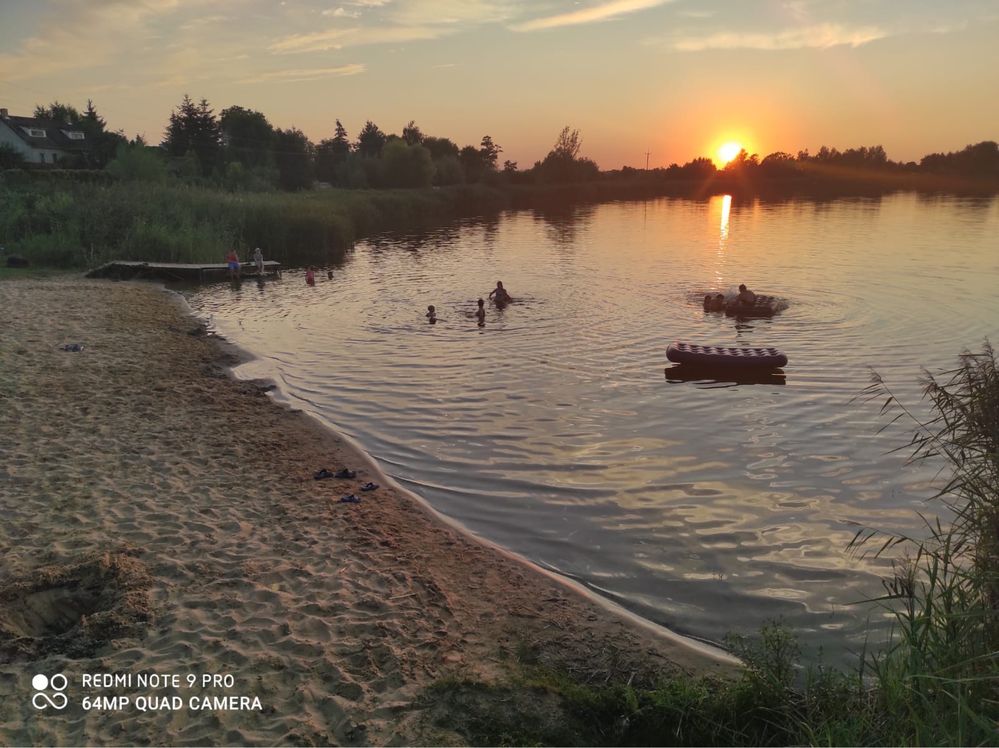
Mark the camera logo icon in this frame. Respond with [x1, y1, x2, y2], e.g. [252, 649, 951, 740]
[32, 674, 68, 710]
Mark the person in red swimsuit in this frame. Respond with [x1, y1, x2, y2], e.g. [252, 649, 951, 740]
[225, 249, 241, 279]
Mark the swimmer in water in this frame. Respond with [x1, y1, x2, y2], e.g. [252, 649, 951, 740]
[475, 298, 486, 327]
[426, 305, 437, 324]
[488, 281, 511, 306]
[305, 266, 315, 286]
[736, 284, 757, 307]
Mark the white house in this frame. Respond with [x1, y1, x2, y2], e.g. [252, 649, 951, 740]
[0, 108, 90, 165]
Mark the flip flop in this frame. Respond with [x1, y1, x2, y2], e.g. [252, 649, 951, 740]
[60, 343, 85, 352]
[360, 482, 379, 492]
[314, 469, 335, 480]
[338, 494, 361, 504]
[334, 469, 357, 479]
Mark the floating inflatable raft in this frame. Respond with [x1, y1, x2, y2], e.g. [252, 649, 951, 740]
[724, 295, 781, 318]
[666, 342, 788, 369]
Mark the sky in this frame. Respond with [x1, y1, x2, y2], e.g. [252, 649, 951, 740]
[1, 0, 997, 169]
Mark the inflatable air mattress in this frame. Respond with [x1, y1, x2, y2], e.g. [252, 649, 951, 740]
[725, 295, 780, 318]
[666, 342, 788, 369]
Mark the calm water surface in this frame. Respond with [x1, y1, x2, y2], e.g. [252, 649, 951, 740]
[190, 193, 999, 661]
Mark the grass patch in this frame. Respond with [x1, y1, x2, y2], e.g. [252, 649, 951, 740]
[418, 623, 877, 747]
[0, 265, 74, 280]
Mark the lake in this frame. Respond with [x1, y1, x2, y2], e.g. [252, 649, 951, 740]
[189, 192, 999, 662]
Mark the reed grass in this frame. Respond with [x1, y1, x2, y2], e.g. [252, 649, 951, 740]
[0, 177, 509, 269]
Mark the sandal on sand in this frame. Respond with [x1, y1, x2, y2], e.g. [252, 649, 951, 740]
[314, 468, 335, 480]
[338, 494, 361, 504]
[334, 468, 357, 479]
[60, 343, 85, 352]
[360, 482, 379, 492]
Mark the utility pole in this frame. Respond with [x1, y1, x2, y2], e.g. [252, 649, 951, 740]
[644, 150, 651, 171]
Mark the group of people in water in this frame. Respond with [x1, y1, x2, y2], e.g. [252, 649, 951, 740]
[427, 281, 512, 327]
[227, 249, 513, 328]
[703, 284, 757, 312]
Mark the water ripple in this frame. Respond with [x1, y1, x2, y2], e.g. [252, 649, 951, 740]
[190, 194, 999, 662]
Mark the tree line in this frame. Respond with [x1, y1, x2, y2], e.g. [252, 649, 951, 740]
[154, 96, 603, 191]
[2, 94, 996, 189]
[619, 141, 999, 182]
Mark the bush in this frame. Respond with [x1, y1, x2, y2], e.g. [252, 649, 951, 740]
[106, 143, 167, 183]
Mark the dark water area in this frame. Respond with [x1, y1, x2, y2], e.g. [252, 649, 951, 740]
[189, 193, 999, 663]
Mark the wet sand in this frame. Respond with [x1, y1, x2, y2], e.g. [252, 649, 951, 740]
[0, 278, 732, 746]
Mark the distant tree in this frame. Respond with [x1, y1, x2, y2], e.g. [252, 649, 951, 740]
[316, 120, 352, 184]
[106, 141, 168, 182]
[402, 120, 424, 146]
[814, 145, 839, 162]
[331, 119, 350, 162]
[433, 155, 464, 186]
[314, 138, 338, 184]
[724, 148, 759, 173]
[340, 152, 371, 188]
[678, 157, 717, 179]
[479, 135, 502, 169]
[533, 126, 598, 183]
[760, 151, 799, 178]
[81, 100, 125, 168]
[356, 120, 386, 158]
[219, 106, 275, 169]
[921, 140, 999, 178]
[272, 127, 313, 190]
[164, 95, 222, 176]
[34, 101, 81, 124]
[381, 140, 433, 188]
[422, 136, 459, 160]
[0, 143, 24, 169]
[502, 160, 518, 173]
[459, 144, 485, 182]
[551, 126, 582, 160]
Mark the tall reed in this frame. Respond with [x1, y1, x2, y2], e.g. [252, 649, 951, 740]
[0, 178, 509, 269]
[852, 342, 999, 744]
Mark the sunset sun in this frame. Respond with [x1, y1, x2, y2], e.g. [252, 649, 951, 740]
[717, 141, 743, 166]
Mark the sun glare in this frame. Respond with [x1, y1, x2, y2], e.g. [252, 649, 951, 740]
[717, 141, 743, 166]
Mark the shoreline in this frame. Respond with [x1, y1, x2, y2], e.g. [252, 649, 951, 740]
[225, 348, 739, 665]
[0, 278, 734, 746]
[189, 282, 737, 664]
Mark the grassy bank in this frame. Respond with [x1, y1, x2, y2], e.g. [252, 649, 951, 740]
[0, 177, 509, 269]
[419, 346, 999, 747]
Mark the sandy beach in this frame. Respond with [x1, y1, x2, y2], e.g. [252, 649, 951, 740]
[0, 278, 731, 746]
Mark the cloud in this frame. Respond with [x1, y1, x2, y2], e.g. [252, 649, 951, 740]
[238, 63, 366, 83]
[388, 0, 517, 26]
[0, 0, 223, 81]
[669, 23, 889, 51]
[322, 7, 360, 18]
[510, 0, 673, 32]
[269, 25, 442, 53]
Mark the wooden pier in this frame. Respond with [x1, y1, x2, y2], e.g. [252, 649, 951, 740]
[86, 260, 282, 282]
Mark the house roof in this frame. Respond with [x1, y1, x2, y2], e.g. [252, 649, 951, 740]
[0, 113, 90, 153]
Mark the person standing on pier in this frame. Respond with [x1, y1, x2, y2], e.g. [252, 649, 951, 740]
[226, 249, 241, 280]
[253, 247, 264, 276]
